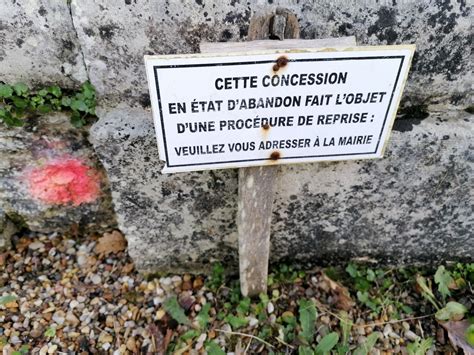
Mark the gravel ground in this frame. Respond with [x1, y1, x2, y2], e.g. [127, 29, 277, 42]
[0, 231, 468, 354]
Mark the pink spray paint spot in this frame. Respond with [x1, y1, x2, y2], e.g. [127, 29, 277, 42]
[25, 157, 101, 206]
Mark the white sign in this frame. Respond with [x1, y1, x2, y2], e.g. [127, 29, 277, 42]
[145, 46, 414, 173]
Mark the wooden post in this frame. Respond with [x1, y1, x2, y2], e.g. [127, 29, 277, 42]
[201, 10, 356, 297]
[236, 11, 299, 297]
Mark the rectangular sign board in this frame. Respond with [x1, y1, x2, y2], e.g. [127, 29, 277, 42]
[145, 46, 415, 173]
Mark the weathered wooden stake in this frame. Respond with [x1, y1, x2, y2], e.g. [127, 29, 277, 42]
[237, 166, 278, 296]
[235, 10, 299, 297]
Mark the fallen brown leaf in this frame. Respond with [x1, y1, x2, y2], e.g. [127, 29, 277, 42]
[320, 272, 355, 311]
[95, 230, 127, 255]
[440, 320, 474, 354]
[122, 262, 135, 274]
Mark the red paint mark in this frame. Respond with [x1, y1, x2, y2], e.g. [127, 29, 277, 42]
[25, 157, 100, 206]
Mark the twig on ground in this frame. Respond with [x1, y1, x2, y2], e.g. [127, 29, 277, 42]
[215, 329, 274, 348]
[274, 336, 295, 349]
[316, 301, 434, 328]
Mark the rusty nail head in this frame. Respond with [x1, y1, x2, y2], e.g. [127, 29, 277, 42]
[270, 151, 280, 160]
[276, 56, 288, 68]
[262, 123, 270, 130]
[272, 64, 280, 71]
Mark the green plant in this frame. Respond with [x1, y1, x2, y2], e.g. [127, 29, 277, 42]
[346, 263, 408, 317]
[0, 294, 17, 306]
[406, 337, 433, 355]
[466, 324, 474, 347]
[353, 332, 380, 355]
[163, 296, 190, 325]
[434, 266, 455, 299]
[336, 311, 352, 355]
[207, 263, 225, 291]
[0, 81, 96, 128]
[435, 301, 468, 321]
[298, 299, 317, 345]
[11, 345, 30, 355]
[44, 326, 56, 338]
[268, 264, 305, 286]
[315, 332, 339, 355]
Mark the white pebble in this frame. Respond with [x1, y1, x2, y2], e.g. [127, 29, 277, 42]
[29, 241, 45, 250]
[91, 274, 102, 285]
[405, 330, 420, 342]
[248, 317, 258, 327]
[267, 302, 274, 314]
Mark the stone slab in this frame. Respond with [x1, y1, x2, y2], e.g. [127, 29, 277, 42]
[91, 105, 473, 272]
[72, 0, 471, 108]
[0, 0, 87, 87]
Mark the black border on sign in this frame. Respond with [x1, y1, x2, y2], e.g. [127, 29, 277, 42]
[153, 55, 405, 168]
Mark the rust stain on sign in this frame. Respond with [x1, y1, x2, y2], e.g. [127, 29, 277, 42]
[273, 55, 289, 72]
[269, 151, 281, 161]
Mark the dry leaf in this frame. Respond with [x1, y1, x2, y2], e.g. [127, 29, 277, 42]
[122, 263, 135, 274]
[440, 320, 474, 354]
[95, 230, 127, 255]
[320, 272, 355, 311]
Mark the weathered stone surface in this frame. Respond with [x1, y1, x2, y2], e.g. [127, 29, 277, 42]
[0, 113, 116, 234]
[271, 110, 473, 266]
[90, 105, 238, 272]
[0, 0, 87, 87]
[0, 208, 16, 252]
[91, 105, 473, 272]
[71, 0, 471, 107]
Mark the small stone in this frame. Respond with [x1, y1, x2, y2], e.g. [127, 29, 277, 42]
[156, 309, 166, 320]
[389, 331, 400, 339]
[193, 277, 204, 289]
[99, 332, 113, 344]
[10, 335, 21, 344]
[405, 330, 420, 342]
[81, 326, 90, 335]
[106, 315, 115, 328]
[4, 301, 18, 309]
[77, 254, 87, 266]
[47, 345, 58, 354]
[52, 310, 66, 325]
[160, 277, 172, 286]
[249, 317, 258, 327]
[30, 327, 43, 338]
[69, 300, 79, 309]
[126, 337, 138, 353]
[0, 253, 7, 266]
[383, 324, 392, 337]
[195, 333, 207, 350]
[39, 345, 48, 355]
[66, 312, 80, 327]
[91, 274, 102, 285]
[320, 316, 331, 325]
[171, 275, 182, 286]
[402, 321, 410, 331]
[29, 241, 45, 250]
[267, 302, 274, 314]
